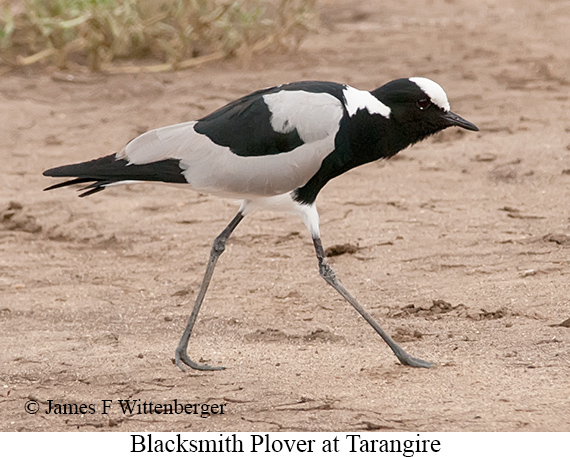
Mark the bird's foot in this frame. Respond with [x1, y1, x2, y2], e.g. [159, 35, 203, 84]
[175, 347, 225, 372]
[396, 353, 434, 368]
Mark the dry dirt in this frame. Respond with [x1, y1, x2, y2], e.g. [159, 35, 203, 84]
[1, 0, 570, 432]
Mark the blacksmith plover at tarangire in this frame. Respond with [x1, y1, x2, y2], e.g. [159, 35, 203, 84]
[44, 77, 478, 371]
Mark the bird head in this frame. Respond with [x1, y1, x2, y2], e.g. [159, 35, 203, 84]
[372, 77, 478, 145]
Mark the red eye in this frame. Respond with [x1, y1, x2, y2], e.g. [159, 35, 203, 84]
[417, 99, 431, 110]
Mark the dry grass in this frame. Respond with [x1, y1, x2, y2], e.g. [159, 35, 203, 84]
[0, 0, 317, 72]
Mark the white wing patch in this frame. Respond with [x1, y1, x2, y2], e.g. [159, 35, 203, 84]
[409, 77, 450, 112]
[343, 85, 391, 118]
[263, 90, 344, 143]
[117, 121, 198, 164]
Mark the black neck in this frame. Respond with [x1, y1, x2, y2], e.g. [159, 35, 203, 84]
[294, 109, 415, 205]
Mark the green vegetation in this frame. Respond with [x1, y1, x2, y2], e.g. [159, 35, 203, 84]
[0, 0, 317, 72]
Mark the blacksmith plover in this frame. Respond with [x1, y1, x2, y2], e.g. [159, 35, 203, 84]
[44, 77, 478, 371]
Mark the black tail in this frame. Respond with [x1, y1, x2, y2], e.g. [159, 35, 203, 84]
[43, 154, 187, 197]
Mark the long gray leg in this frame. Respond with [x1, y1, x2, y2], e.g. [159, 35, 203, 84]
[175, 211, 244, 371]
[312, 237, 433, 368]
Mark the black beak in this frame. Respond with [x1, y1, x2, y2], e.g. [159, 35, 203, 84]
[442, 111, 479, 131]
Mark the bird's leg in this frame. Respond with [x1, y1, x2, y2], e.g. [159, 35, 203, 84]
[175, 211, 244, 372]
[312, 237, 433, 368]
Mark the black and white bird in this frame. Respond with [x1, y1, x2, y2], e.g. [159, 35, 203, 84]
[44, 77, 478, 371]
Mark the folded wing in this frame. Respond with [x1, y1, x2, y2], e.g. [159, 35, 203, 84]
[44, 82, 346, 198]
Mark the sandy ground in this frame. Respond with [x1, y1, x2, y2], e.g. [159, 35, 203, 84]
[1, 0, 570, 432]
